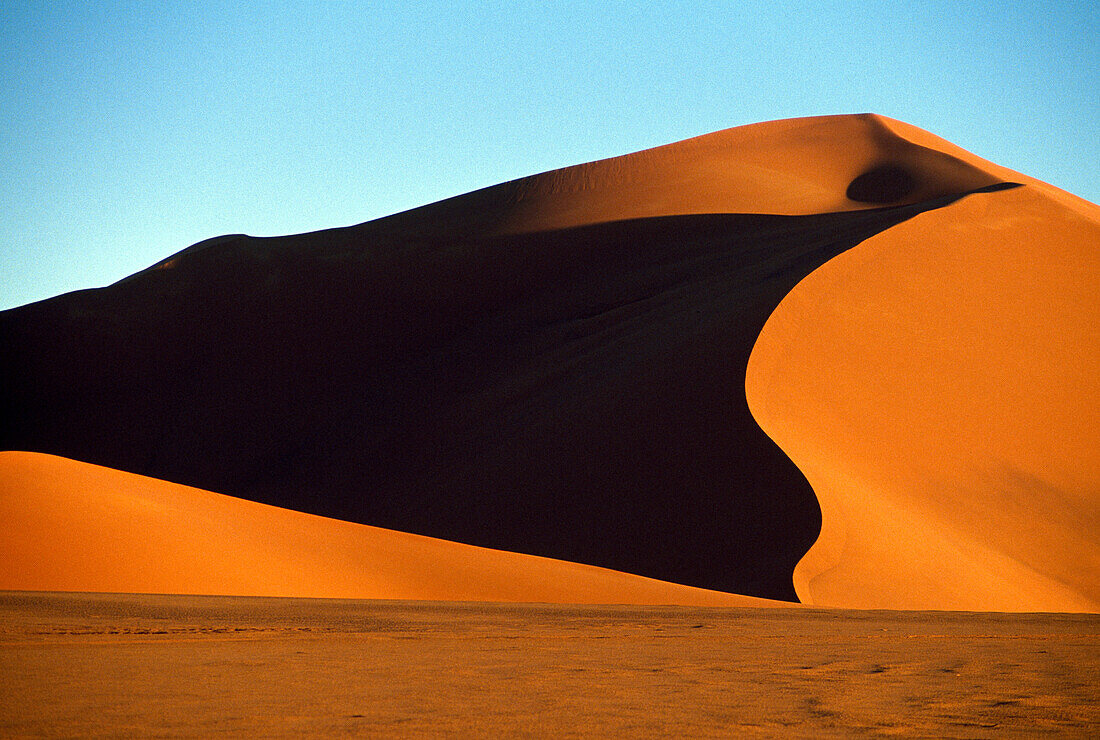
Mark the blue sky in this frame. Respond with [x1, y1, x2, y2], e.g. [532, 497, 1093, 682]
[2, 1, 1097, 309]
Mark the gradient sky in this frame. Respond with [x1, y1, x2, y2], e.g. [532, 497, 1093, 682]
[2, 1, 1097, 310]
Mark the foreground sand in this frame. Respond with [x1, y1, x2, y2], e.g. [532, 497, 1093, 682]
[2, 591, 1097, 737]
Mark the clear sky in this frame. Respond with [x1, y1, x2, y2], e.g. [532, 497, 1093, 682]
[2, 1, 1097, 310]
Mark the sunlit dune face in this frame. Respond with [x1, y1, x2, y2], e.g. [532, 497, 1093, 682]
[747, 184, 1100, 612]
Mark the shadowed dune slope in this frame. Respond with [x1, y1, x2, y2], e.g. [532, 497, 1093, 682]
[747, 184, 1100, 612]
[0, 451, 779, 605]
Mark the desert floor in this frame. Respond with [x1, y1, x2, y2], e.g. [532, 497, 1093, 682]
[2, 592, 1097, 737]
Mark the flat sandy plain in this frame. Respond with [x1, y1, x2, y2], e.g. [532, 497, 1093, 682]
[2, 592, 1097, 737]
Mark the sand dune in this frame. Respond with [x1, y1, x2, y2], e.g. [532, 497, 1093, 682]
[748, 183, 1100, 612]
[0, 451, 776, 605]
[1, 114, 1096, 610]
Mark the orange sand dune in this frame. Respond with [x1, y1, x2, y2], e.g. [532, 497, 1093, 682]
[747, 183, 1100, 612]
[3, 114, 1097, 610]
[0, 451, 777, 606]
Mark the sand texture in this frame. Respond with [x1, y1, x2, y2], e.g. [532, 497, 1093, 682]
[1, 114, 1097, 610]
[3, 592, 1098, 738]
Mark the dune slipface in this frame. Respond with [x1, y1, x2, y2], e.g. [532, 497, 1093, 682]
[1, 114, 1096, 608]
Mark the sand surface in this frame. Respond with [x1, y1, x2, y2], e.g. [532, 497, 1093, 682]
[2, 591, 1098, 738]
[0, 452, 774, 606]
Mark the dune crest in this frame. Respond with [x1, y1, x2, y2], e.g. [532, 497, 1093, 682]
[378, 114, 1004, 239]
[0, 451, 778, 606]
[746, 184, 1100, 612]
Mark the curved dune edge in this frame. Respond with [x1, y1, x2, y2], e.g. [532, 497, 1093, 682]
[746, 184, 1100, 612]
[0, 451, 782, 606]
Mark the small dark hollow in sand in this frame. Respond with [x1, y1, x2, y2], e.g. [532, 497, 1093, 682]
[847, 165, 917, 203]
